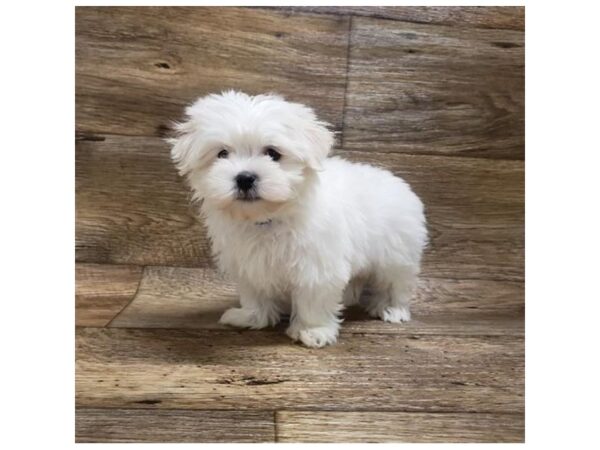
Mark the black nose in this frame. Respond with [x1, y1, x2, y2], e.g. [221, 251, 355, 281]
[235, 171, 258, 192]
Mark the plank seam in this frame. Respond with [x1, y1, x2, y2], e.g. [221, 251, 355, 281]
[340, 15, 352, 148]
[259, 7, 525, 32]
[75, 131, 524, 161]
[346, 13, 523, 32]
[273, 409, 524, 416]
[76, 406, 524, 415]
[76, 325, 524, 338]
[75, 130, 525, 161]
[75, 134, 526, 164]
[105, 266, 146, 328]
[339, 147, 525, 162]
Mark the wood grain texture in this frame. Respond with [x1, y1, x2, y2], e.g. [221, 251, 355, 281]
[109, 266, 236, 330]
[110, 265, 523, 335]
[76, 136, 523, 281]
[76, 327, 523, 413]
[276, 411, 523, 443]
[266, 6, 524, 31]
[76, 263, 143, 326]
[76, 135, 211, 267]
[76, 7, 349, 138]
[343, 17, 524, 159]
[76, 408, 274, 443]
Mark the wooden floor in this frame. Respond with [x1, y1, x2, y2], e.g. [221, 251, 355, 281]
[75, 6, 524, 443]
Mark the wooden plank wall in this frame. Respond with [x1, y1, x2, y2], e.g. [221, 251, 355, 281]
[75, 6, 524, 443]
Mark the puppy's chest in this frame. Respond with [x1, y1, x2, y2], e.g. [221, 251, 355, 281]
[212, 224, 303, 283]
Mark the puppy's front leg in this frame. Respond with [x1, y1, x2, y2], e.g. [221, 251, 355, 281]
[219, 280, 280, 329]
[286, 284, 344, 348]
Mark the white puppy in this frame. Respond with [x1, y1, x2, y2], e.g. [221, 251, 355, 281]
[170, 91, 427, 348]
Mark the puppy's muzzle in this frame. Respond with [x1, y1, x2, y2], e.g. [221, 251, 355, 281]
[235, 171, 259, 201]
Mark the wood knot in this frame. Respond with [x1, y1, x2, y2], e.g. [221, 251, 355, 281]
[492, 41, 520, 49]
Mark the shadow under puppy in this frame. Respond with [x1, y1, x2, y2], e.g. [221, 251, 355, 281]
[170, 90, 427, 348]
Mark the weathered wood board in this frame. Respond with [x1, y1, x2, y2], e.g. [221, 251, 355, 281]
[76, 263, 143, 326]
[276, 410, 524, 442]
[76, 135, 211, 267]
[76, 408, 274, 442]
[264, 6, 525, 31]
[343, 17, 524, 159]
[76, 327, 524, 413]
[76, 7, 349, 139]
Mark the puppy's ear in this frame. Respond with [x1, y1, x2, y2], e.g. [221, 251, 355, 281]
[169, 93, 235, 176]
[167, 118, 200, 177]
[169, 100, 219, 177]
[294, 105, 334, 171]
[302, 120, 334, 171]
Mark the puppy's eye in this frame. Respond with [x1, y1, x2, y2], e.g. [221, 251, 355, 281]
[217, 149, 229, 159]
[265, 147, 281, 161]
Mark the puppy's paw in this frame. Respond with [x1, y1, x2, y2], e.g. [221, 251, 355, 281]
[378, 306, 411, 323]
[219, 307, 269, 329]
[286, 324, 338, 348]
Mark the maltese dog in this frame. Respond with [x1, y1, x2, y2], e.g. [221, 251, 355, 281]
[170, 91, 427, 348]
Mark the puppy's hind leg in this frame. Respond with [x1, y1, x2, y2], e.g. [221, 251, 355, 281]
[342, 276, 366, 307]
[219, 280, 281, 329]
[365, 266, 418, 323]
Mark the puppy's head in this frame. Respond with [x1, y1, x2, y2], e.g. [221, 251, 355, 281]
[169, 91, 334, 221]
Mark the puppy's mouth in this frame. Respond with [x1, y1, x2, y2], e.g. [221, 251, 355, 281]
[235, 190, 261, 202]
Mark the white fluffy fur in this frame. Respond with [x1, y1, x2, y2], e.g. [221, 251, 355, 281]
[170, 90, 427, 348]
